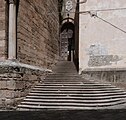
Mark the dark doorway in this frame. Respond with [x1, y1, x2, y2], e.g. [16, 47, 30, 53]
[60, 22, 75, 61]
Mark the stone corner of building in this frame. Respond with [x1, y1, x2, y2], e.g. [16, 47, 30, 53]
[0, 60, 52, 110]
[0, 59, 52, 74]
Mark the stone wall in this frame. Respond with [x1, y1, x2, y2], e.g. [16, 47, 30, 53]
[0, 0, 60, 109]
[17, 0, 60, 69]
[82, 68, 126, 90]
[0, 0, 6, 60]
[88, 55, 122, 67]
[0, 60, 51, 110]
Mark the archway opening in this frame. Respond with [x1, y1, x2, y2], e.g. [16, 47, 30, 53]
[60, 22, 75, 62]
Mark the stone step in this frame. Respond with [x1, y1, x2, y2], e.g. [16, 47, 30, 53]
[40, 82, 99, 84]
[18, 100, 126, 108]
[44, 80, 95, 82]
[31, 90, 125, 94]
[53, 70, 77, 72]
[53, 70, 76, 71]
[23, 98, 126, 103]
[33, 86, 121, 91]
[53, 72, 78, 74]
[47, 74, 80, 77]
[44, 79, 85, 81]
[53, 67, 76, 69]
[53, 68, 76, 70]
[17, 61, 126, 110]
[28, 92, 126, 97]
[44, 77, 83, 80]
[54, 67, 76, 69]
[37, 83, 113, 86]
[47, 73, 80, 77]
[43, 79, 112, 82]
[17, 101, 126, 110]
[26, 94, 126, 100]
[38, 83, 113, 86]
[55, 63, 75, 66]
[50, 74, 79, 76]
[31, 88, 123, 94]
[53, 63, 75, 65]
[33, 85, 117, 89]
[54, 65, 76, 67]
[32, 86, 117, 90]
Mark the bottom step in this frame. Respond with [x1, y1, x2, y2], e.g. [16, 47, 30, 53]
[17, 102, 126, 111]
[17, 100, 126, 110]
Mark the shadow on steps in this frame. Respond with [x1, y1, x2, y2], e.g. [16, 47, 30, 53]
[0, 109, 126, 120]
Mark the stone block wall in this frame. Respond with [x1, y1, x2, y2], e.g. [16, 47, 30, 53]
[88, 55, 121, 67]
[82, 68, 126, 90]
[0, 60, 51, 109]
[17, 0, 60, 69]
[0, 0, 6, 60]
[0, 0, 60, 110]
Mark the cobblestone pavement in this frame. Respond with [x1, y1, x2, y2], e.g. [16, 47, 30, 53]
[0, 109, 126, 120]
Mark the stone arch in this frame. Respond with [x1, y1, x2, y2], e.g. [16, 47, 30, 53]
[60, 21, 75, 61]
[60, 16, 79, 70]
[61, 17, 74, 25]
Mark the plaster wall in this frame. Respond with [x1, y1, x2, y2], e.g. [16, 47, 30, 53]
[79, 0, 126, 72]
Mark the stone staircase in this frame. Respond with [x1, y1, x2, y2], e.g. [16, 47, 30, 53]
[17, 61, 126, 110]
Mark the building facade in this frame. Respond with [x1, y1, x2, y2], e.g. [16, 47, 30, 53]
[0, 0, 60, 67]
[79, 0, 126, 89]
[79, 0, 126, 70]
[1, 0, 126, 109]
[0, 0, 61, 108]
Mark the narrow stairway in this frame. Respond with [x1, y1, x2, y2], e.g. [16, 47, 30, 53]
[17, 61, 126, 110]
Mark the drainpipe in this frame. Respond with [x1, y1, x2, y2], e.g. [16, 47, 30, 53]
[8, 0, 16, 60]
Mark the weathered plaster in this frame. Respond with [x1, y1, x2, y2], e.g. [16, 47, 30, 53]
[79, 0, 126, 72]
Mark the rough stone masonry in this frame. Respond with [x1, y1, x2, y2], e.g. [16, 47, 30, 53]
[0, 0, 6, 60]
[0, 0, 60, 109]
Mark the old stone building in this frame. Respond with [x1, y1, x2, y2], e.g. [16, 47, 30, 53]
[0, 0, 81, 109]
[1, 0, 60, 67]
[79, 0, 126, 89]
[0, 0, 126, 111]
[0, 0, 62, 108]
[79, 0, 126, 70]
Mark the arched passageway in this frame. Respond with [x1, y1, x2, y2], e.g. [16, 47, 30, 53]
[60, 22, 75, 62]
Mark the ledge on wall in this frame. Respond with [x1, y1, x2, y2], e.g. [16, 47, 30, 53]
[0, 60, 52, 74]
[81, 67, 126, 90]
[0, 60, 52, 110]
[83, 67, 126, 72]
